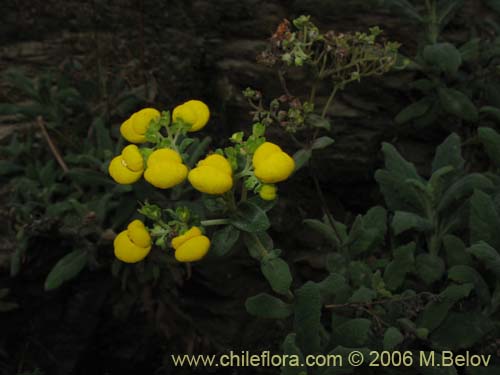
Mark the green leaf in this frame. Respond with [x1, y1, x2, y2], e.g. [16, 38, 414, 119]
[384, 242, 416, 291]
[443, 235, 472, 266]
[478, 127, 500, 169]
[448, 265, 491, 305]
[281, 334, 304, 375]
[311, 136, 335, 150]
[294, 281, 321, 355]
[430, 312, 493, 350]
[333, 319, 372, 347]
[44, 250, 88, 291]
[417, 283, 474, 332]
[423, 43, 462, 75]
[438, 87, 478, 122]
[416, 254, 445, 285]
[383, 327, 404, 350]
[467, 241, 500, 278]
[243, 231, 273, 260]
[211, 225, 240, 256]
[459, 37, 480, 62]
[293, 149, 312, 171]
[349, 286, 376, 303]
[317, 273, 348, 302]
[303, 219, 340, 248]
[231, 201, 270, 233]
[381, 143, 420, 180]
[395, 98, 432, 124]
[431, 133, 464, 173]
[306, 113, 331, 130]
[479, 106, 500, 123]
[347, 206, 387, 255]
[438, 174, 493, 212]
[392, 211, 433, 235]
[469, 190, 500, 248]
[0, 161, 23, 176]
[261, 257, 292, 295]
[375, 170, 425, 214]
[245, 293, 293, 319]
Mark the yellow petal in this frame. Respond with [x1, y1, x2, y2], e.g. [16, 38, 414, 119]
[131, 108, 160, 135]
[173, 100, 210, 132]
[252, 142, 282, 169]
[188, 165, 233, 195]
[114, 230, 151, 263]
[259, 184, 277, 200]
[174, 235, 210, 262]
[254, 151, 295, 183]
[108, 156, 142, 185]
[147, 148, 182, 167]
[184, 100, 210, 132]
[127, 220, 151, 248]
[121, 145, 144, 172]
[144, 161, 188, 189]
[172, 104, 197, 127]
[171, 226, 202, 250]
[120, 117, 146, 143]
[198, 154, 232, 176]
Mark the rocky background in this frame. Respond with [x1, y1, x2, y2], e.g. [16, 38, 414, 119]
[0, 1, 491, 374]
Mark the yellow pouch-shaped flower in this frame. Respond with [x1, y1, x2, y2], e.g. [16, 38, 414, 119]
[253, 142, 295, 183]
[172, 100, 210, 132]
[188, 154, 233, 195]
[108, 144, 144, 185]
[144, 148, 188, 189]
[171, 226, 210, 262]
[120, 108, 160, 143]
[114, 220, 152, 263]
[259, 184, 277, 200]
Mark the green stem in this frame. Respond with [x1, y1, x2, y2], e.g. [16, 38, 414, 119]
[200, 218, 230, 226]
[249, 232, 269, 258]
[321, 86, 338, 118]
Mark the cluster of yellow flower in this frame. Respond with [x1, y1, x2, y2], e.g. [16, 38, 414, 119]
[110, 100, 295, 265]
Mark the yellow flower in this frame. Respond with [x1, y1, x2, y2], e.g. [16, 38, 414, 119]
[252, 142, 295, 183]
[108, 144, 144, 185]
[171, 226, 210, 262]
[259, 184, 277, 200]
[172, 100, 210, 132]
[114, 220, 152, 263]
[144, 148, 188, 189]
[120, 108, 160, 143]
[188, 154, 233, 194]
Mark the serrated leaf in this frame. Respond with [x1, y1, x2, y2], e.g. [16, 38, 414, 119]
[303, 219, 340, 248]
[349, 286, 376, 303]
[438, 174, 493, 212]
[44, 250, 88, 291]
[381, 143, 420, 180]
[245, 293, 293, 319]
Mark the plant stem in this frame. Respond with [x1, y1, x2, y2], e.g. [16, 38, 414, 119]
[200, 218, 230, 226]
[249, 232, 269, 258]
[321, 86, 338, 118]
